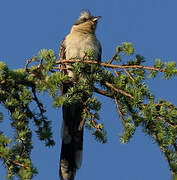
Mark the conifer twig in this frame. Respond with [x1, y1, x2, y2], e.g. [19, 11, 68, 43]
[32, 87, 46, 120]
[105, 81, 134, 99]
[114, 96, 126, 127]
[55, 59, 165, 72]
[122, 68, 135, 81]
[112, 68, 119, 77]
[24, 59, 33, 72]
[0, 153, 30, 170]
[107, 47, 121, 64]
[12, 160, 30, 169]
[94, 87, 113, 98]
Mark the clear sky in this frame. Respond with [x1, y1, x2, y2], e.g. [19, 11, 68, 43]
[0, 0, 177, 179]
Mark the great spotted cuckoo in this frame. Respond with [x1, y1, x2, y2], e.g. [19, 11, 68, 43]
[59, 10, 102, 180]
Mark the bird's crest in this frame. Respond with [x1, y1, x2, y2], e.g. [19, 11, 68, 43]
[74, 10, 93, 25]
[79, 10, 93, 20]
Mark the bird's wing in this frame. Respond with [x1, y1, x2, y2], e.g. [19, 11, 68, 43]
[59, 38, 66, 60]
[59, 38, 67, 96]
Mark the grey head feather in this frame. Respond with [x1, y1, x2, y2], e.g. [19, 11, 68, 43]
[79, 10, 93, 19]
[74, 10, 94, 25]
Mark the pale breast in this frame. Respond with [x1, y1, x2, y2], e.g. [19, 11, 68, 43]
[65, 32, 100, 60]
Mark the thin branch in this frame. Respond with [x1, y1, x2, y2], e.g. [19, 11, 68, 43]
[0, 153, 30, 170]
[122, 68, 135, 81]
[86, 108, 93, 124]
[107, 47, 121, 64]
[78, 98, 99, 131]
[105, 81, 134, 99]
[55, 59, 165, 72]
[142, 103, 177, 128]
[156, 116, 176, 128]
[24, 59, 33, 72]
[12, 160, 30, 169]
[53, 66, 72, 70]
[32, 87, 46, 120]
[112, 68, 119, 77]
[83, 107, 100, 130]
[114, 96, 126, 127]
[94, 87, 113, 98]
[113, 67, 135, 81]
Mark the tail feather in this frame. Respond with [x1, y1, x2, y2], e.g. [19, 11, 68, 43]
[60, 83, 84, 180]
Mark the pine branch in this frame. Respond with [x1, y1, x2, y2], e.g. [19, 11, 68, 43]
[114, 96, 126, 127]
[105, 81, 134, 99]
[85, 106, 98, 130]
[1, 46, 176, 178]
[107, 46, 121, 64]
[32, 87, 46, 120]
[93, 87, 113, 98]
[122, 67, 135, 81]
[112, 68, 119, 77]
[55, 59, 165, 72]
[156, 116, 176, 128]
[12, 160, 30, 169]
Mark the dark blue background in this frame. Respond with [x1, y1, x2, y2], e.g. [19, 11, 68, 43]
[0, 0, 176, 179]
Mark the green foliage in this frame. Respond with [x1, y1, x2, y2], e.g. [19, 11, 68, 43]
[0, 49, 60, 179]
[0, 62, 8, 82]
[147, 58, 177, 79]
[164, 61, 177, 79]
[120, 42, 134, 56]
[0, 44, 177, 179]
[83, 49, 97, 60]
[92, 129, 107, 144]
[120, 121, 135, 144]
[154, 58, 164, 69]
[171, 174, 177, 180]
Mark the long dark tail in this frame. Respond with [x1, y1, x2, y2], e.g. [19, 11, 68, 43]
[59, 83, 84, 180]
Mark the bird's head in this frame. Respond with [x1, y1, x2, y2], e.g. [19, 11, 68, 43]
[71, 10, 101, 34]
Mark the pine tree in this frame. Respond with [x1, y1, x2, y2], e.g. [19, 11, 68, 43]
[0, 43, 176, 179]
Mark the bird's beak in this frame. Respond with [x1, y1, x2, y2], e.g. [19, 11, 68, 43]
[92, 16, 102, 22]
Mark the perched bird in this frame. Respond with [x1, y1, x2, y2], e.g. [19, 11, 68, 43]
[59, 10, 102, 180]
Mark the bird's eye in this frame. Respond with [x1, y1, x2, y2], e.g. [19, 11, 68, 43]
[82, 18, 87, 22]
[74, 17, 88, 25]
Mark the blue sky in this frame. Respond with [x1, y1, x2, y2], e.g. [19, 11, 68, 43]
[0, 0, 177, 179]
